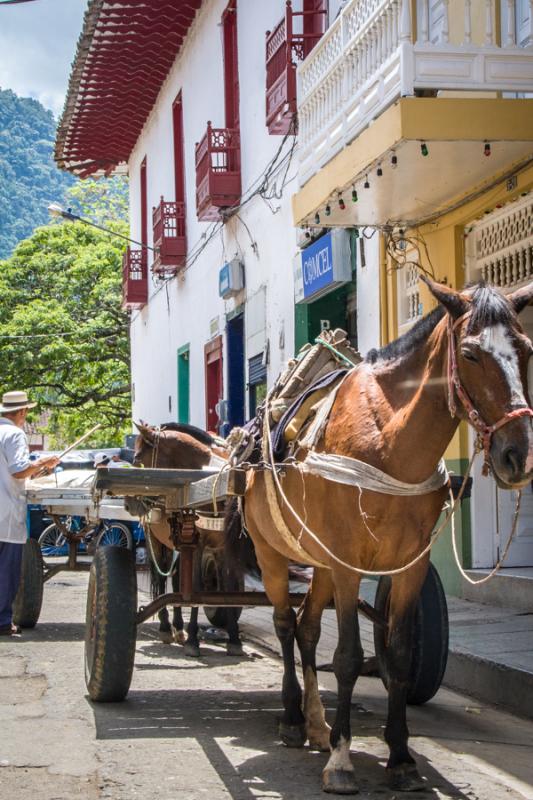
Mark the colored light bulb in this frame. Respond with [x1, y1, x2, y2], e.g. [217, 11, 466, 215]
[421, 142, 429, 157]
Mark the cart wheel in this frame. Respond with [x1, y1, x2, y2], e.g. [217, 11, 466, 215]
[200, 547, 243, 628]
[85, 546, 137, 702]
[13, 539, 44, 628]
[373, 563, 449, 705]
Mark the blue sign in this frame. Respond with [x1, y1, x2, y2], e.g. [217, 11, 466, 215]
[219, 263, 230, 296]
[301, 232, 334, 300]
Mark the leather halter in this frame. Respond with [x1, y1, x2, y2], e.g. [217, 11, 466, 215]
[447, 311, 533, 476]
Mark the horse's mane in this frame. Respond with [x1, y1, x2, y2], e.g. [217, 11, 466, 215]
[365, 281, 517, 364]
[365, 307, 445, 364]
[159, 422, 215, 447]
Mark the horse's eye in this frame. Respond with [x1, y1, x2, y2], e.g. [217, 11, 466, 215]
[462, 350, 478, 363]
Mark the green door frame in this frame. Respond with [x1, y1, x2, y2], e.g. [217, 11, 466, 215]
[177, 344, 190, 423]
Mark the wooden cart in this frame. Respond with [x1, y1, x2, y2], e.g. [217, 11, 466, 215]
[84, 466, 449, 707]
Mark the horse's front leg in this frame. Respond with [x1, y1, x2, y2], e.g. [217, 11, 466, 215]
[250, 526, 306, 747]
[170, 570, 187, 644]
[295, 567, 333, 752]
[184, 606, 200, 657]
[384, 564, 427, 792]
[323, 572, 362, 795]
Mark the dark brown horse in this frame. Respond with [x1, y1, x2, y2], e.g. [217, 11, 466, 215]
[242, 279, 533, 794]
[133, 422, 245, 656]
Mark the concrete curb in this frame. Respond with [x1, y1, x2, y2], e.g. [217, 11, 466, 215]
[444, 650, 533, 719]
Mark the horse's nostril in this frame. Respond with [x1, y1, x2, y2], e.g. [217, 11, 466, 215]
[502, 446, 522, 478]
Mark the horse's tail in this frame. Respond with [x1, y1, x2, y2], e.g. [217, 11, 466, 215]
[223, 497, 260, 579]
[160, 421, 216, 448]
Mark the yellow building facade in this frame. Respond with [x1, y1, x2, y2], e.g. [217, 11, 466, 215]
[291, 0, 533, 593]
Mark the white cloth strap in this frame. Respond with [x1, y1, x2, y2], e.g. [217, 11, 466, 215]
[302, 451, 449, 496]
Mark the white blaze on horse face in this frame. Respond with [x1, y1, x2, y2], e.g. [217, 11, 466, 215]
[479, 324, 527, 407]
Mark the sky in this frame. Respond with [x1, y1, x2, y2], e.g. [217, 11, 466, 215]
[0, 0, 87, 118]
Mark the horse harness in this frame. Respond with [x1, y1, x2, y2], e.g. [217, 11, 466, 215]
[447, 311, 533, 476]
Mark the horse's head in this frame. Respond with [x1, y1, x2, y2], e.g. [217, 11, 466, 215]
[132, 421, 157, 467]
[132, 420, 213, 469]
[423, 276, 533, 489]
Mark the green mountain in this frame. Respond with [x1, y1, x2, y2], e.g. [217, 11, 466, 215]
[0, 88, 74, 260]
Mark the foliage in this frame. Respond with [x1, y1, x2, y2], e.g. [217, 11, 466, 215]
[0, 218, 131, 447]
[0, 88, 74, 260]
[65, 175, 129, 227]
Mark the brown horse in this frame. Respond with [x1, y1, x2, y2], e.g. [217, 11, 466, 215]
[132, 422, 244, 656]
[243, 278, 533, 794]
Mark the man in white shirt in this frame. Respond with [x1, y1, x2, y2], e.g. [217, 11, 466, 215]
[0, 391, 59, 636]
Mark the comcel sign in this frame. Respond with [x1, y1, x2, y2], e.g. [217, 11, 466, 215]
[294, 229, 352, 304]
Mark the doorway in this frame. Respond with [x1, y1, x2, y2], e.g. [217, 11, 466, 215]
[205, 336, 223, 433]
[226, 312, 245, 432]
[177, 344, 190, 424]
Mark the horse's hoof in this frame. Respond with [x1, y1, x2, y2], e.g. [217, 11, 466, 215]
[159, 630, 174, 644]
[226, 642, 244, 656]
[308, 731, 331, 752]
[387, 764, 425, 792]
[279, 721, 306, 748]
[183, 642, 201, 658]
[172, 626, 187, 645]
[322, 768, 358, 794]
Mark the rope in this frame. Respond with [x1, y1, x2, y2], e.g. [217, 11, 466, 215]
[451, 488, 522, 585]
[211, 460, 232, 516]
[314, 337, 359, 369]
[143, 520, 179, 578]
[262, 390, 478, 577]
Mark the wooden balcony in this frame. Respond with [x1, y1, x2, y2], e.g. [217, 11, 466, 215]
[152, 197, 186, 275]
[265, 1, 326, 135]
[195, 122, 241, 221]
[122, 248, 147, 310]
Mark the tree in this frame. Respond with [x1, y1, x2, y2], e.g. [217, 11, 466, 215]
[0, 88, 74, 259]
[0, 216, 131, 447]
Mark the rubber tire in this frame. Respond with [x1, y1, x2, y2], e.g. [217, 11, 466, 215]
[373, 563, 449, 705]
[12, 539, 44, 628]
[200, 547, 243, 628]
[96, 522, 133, 550]
[85, 546, 137, 702]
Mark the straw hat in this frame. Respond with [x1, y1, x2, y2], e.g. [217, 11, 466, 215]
[0, 391, 37, 413]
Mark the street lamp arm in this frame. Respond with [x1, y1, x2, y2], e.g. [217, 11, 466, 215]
[47, 203, 155, 253]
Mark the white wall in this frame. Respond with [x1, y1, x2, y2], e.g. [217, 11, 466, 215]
[126, 0, 381, 427]
[128, 0, 300, 427]
[356, 233, 381, 355]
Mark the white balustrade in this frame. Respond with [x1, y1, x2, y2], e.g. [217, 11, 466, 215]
[466, 195, 533, 289]
[297, 0, 533, 185]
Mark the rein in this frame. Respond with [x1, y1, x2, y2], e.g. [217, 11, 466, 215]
[447, 312, 533, 476]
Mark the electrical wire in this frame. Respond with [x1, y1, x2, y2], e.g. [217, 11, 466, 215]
[129, 122, 298, 323]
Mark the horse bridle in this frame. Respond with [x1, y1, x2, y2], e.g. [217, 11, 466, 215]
[137, 426, 162, 468]
[447, 311, 533, 476]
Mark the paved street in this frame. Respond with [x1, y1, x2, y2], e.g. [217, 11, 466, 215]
[1, 572, 533, 800]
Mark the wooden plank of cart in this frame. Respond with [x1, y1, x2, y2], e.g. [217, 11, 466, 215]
[85, 466, 450, 707]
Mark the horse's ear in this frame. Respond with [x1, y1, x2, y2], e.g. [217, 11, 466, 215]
[133, 421, 154, 442]
[508, 281, 533, 314]
[419, 274, 469, 319]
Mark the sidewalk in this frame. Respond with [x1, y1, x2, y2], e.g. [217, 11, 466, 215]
[238, 578, 533, 720]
